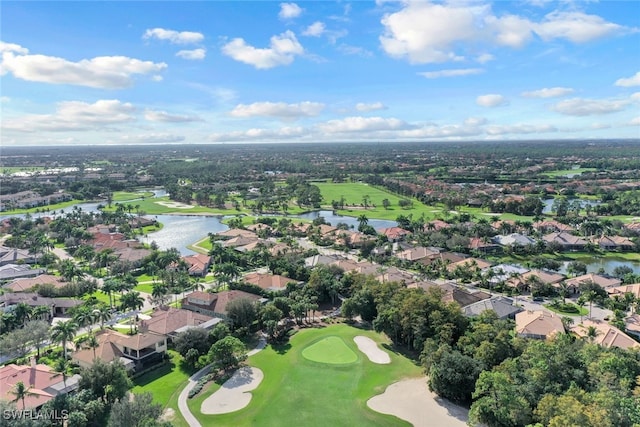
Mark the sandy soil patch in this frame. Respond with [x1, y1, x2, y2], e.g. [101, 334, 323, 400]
[353, 336, 391, 364]
[481, 212, 501, 216]
[367, 378, 469, 427]
[155, 200, 194, 209]
[159, 408, 175, 422]
[201, 367, 264, 415]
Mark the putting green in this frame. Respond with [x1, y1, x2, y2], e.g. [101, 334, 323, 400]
[301, 336, 358, 364]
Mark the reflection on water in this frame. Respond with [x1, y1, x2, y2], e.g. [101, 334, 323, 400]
[296, 210, 397, 230]
[558, 257, 640, 275]
[145, 215, 228, 255]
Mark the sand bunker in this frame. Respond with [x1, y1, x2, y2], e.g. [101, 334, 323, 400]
[201, 367, 264, 415]
[367, 378, 469, 427]
[353, 336, 391, 364]
[155, 200, 194, 209]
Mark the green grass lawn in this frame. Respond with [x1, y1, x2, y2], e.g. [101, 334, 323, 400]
[112, 191, 155, 202]
[190, 324, 422, 427]
[544, 302, 588, 316]
[134, 283, 154, 294]
[543, 168, 597, 177]
[301, 336, 358, 364]
[132, 350, 194, 427]
[0, 199, 84, 215]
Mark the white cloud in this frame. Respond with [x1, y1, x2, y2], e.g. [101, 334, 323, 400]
[337, 44, 373, 57]
[521, 87, 574, 98]
[230, 101, 324, 120]
[143, 28, 204, 44]
[378, 3, 628, 64]
[476, 94, 508, 107]
[0, 96, 10, 103]
[1, 45, 166, 89]
[631, 92, 640, 102]
[117, 133, 186, 144]
[176, 48, 206, 60]
[222, 30, 304, 69]
[2, 99, 135, 132]
[477, 53, 495, 64]
[464, 117, 487, 126]
[279, 3, 302, 19]
[355, 102, 386, 112]
[615, 72, 640, 87]
[419, 68, 484, 79]
[630, 117, 640, 126]
[486, 14, 534, 48]
[152, 75, 163, 82]
[485, 124, 557, 135]
[552, 98, 629, 116]
[317, 116, 411, 133]
[534, 11, 623, 43]
[144, 110, 202, 122]
[210, 126, 306, 142]
[303, 22, 326, 37]
[0, 41, 28, 54]
[380, 1, 482, 64]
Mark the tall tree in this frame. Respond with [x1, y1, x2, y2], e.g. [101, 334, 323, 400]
[50, 320, 78, 360]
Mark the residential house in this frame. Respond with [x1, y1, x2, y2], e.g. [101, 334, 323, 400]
[215, 228, 258, 240]
[0, 361, 81, 409]
[0, 246, 35, 266]
[533, 220, 575, 233]
[447, 258, 492, 274]
[376, 266, 415, 285]
[222, 235, 260, 249]
[468, 238, 502, 255]
[565, 273, 622, 291]
[243, 272, 299, 292]
[377, 227, 411, 242]
[0, 264, 46, 282]
[624, 314, 640, 339]
[0, 293, 82, 319]
[607, 283, 640, 299]
[591, 235, 635, 251]
[571, 319, 640, 350]
[511, 269, 566, 293]
[181, 290, 263, 320]
[515, 310, 565, 339]
[424, 220, 451, 232]
[543, 232, 587, 251]
[182, 253, 212, 277]
[72, 329, 167, 371]
[139, 307, 220, 338]
[493, 233, 537, 247]
[444, 286, 492, 308]
[395, 246, 441, 263]
[3, 274, 65, 293]
[463, 296, 523, 319]
[304, 254, 341, 268]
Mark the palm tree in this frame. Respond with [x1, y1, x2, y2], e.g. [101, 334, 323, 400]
[120, 291, 144, 333]
[582, 290, 598, 319]
[10, 381, 38, 410]
[12, 302, 32, 326]
[93, 305, 112, 330]
[50, 320, 78, 360]
[58, 259, 83, 283]
[73, 308, 97, 334]
[584, 325, 601, 343]
[52, 358, 74, 392]
[77, 333, 100, 360]
[101, 278, 119, 309]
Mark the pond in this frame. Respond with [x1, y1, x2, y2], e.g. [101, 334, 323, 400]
[542, 198, 602, 214]
[558, 257, 640, 276]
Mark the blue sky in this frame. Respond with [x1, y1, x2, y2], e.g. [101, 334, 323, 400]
[1, 0, 639, 146]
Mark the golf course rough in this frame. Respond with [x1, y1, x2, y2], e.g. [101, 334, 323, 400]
[301, 336, 359, 365]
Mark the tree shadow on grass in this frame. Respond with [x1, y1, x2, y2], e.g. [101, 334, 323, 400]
[133, 362, 175, 387]
[271, 342, 292, 355]
[381, 343, 421, 365]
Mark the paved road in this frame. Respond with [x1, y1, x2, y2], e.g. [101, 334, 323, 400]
[177, 334, 266, 426]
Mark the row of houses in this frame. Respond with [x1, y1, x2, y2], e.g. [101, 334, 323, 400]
[0, 191, 73, 212]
